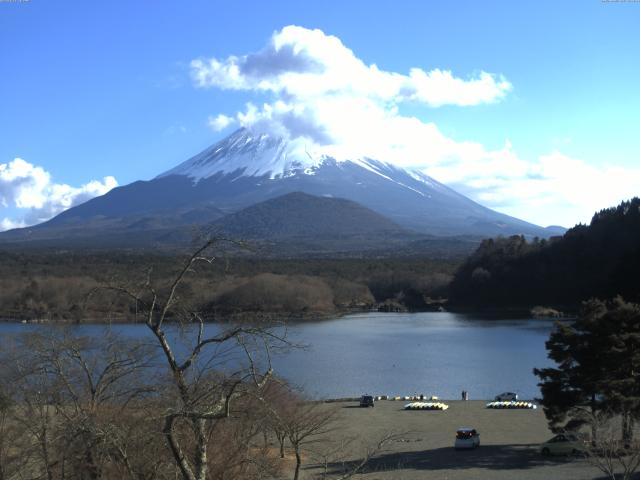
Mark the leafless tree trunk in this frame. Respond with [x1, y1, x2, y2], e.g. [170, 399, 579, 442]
[584, 412, 640, 480]
[95, 238, 289, 480]
[0, 389, 29, 480]
[259, 383, 394, 480]
[1, 329, 159, 480]
[282, 400, 338, 480]
[0, 238, 290, 480]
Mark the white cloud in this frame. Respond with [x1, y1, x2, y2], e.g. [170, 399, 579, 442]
[192, 25, 512, 155]
[192, 25, 511, 108]
[1, 217, 26, 231]
[406, 68, 511, 107]
[0, 158, 51, 209]
[191, 25, 640, 228]
[208, 113, 234, 132]
[0, 158, 118, 231]
[429, 147, 640, 227]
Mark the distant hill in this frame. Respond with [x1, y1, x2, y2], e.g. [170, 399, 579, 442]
[209, 192, 484, 257]
[449, 198, 640, 309]
[213, 191, 405, 238]
[206, 192, 463, 257]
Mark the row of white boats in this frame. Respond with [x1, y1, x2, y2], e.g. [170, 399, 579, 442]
[389, 395, 439, 401]
[404, 402, 450, 410]
[485, 401, 537, 409]
[403, 400, 537, 411]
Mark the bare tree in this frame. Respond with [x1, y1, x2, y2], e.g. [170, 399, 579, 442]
[95, 238, 289, 480]
[282, 399, 338, 480]
[203, 394, 283, 480]
[1, 329, 158, 480]
[584, 412, 640, 480]
[1, 334, 61, 480]
[259, 380, 405, 480]
[260, 379, 296, 459]
[0, 386, 31, 480]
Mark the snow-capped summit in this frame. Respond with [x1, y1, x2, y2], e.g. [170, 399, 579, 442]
[157, 128, 437, 192]
[158, 128, 324, 180]
[156, 127, 445, 201]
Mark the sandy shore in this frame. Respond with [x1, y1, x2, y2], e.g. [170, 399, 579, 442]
[301, 400, 602, 480]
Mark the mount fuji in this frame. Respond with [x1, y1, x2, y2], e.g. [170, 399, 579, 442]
[0, 128, 563, 252]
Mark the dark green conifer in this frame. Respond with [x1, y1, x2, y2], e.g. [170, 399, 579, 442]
[535, 297, 640, 443]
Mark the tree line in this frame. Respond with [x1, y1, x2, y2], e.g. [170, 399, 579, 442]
[449, 198, 640, 310]
[0, 251, 456, 322]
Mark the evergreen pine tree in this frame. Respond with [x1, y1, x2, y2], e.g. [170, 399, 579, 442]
[535, 298, 640, 443]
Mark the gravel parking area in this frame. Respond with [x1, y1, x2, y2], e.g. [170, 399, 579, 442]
[303, 400, 602, 480]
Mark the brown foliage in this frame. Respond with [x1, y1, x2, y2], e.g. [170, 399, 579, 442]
[0, 250, 456, 322]
[214, 273, 337, 314]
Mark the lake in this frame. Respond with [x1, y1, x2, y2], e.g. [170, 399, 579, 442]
[0, 312, 556, 400]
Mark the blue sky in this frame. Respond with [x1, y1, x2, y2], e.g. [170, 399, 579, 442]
[1, 0, 639, 229]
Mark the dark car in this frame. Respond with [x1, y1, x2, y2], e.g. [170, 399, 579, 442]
[494, 392, 518, 401]
[359, 395, 375, 407]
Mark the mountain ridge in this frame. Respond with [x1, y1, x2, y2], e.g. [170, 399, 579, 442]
[0, 128, 565, 252]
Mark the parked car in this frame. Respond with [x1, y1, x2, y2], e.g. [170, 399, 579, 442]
[359, 395, 375, 407]
[494, 392, 518, 401]
[454, 428, 480, 449]
[540, 433, 586, 456]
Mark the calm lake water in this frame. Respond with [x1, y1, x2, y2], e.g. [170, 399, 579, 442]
[0, 312, 556, 400]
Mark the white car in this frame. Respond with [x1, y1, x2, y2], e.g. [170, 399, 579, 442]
[454, 428, 480, 449]
[540, 433, 586, 456]
[494, 392, 518, 401]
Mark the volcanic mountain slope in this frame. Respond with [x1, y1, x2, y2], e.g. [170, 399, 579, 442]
[0, 127, 562, 250]
[0, 190, 478, 256]
[154, 128, 553, 237]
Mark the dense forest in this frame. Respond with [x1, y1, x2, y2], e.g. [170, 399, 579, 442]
[0, 250, 457, 322]
[449, 198, 640, 310]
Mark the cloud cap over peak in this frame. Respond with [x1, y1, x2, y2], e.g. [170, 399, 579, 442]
[189, 25, 640, 228]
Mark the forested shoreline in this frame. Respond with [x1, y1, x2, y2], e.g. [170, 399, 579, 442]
[2, 198, 638, 323]
[0, 251, 456, 323]
[449, 198, 640, 312]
